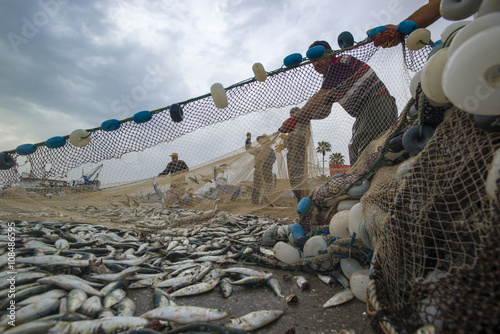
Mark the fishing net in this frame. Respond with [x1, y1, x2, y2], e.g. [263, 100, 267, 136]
[2, 31, 499, 333]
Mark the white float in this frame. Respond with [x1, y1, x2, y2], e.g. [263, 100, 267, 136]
[350, 269, 370, 302]
[340, 258, 364, 279]
[440, 21, 471, 45]
[406, 28, 432, 50]
[329, 211, 351, 239]
[337, 199, 360, 212]
[210, 83, 228, 109]
[348, 203, 363, 235]
[273, 241, 302, 264]
[448, 12, 500, 56]
[421, 48, 449, 104]
[410, 70, 422, 99]
[303, 236, 328, 257]
[69, 129, 91, 148]
[440, 0, 482, 21]
[477, 0, 500, 17]
[442, 26, 500, 115]
[486, 148, 500, 200]
[252, 63, 267, 82]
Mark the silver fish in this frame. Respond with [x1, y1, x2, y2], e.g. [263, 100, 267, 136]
[0, 298, 59, 327]
[225, 309, 284, 331]
[67, 289, 88, 313]
[220, 277, 232, 298]
[90, 266, 141, 282]
[78, 295, 102, 318]
[116, 297, 136, 317]
[294, 276, 310, 292]
[19, 289, 67, 306]
[322, 289, 354, 308]
[267, 277, 284, 298]
[103, 288, 126, 308]
[37, 276, 102, 297]
[170, 278, 220, 298]
[48, 316, 149, 334]
[141, 305, 229, 324]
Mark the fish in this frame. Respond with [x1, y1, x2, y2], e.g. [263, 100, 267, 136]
[165, 322, 247, 334]
[169, 278, 220, 298]
[16, 255, 89, 267]
[267, 277, 284, 298]
[153, 176, 166, 205]
[2, 321, 57, 334]
[230, 275, 272, 286]
[116, 297, 136, 317]
[67, 289, 88, 312]
[19, 289, 67, 306]
[220, 277, 233, 298]
[141, 306, 229, 324]
[78, 295, 103, 318]
[90, 266, 141, 282]
[37, 276, 102, 297]
[225, 309, 284, 331]
[103, 288, 126, 308]
[48, 316, 149, 334]
[322, 289, 354, 308]
[294, 276, 310, 292]
[0, 297, 60, 328]
[317, 273, 336, 286]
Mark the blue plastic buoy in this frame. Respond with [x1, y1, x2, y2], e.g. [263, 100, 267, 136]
[101, 119, 121, 132]
[368, 26, 387, 39]
[169, 104, 183, 123]
[338, 31, 355, 49]
[432, 40, 442, 48]
[283, 53, 303, 68]
[0, 152, 14, 170]
[290, 223, 306, 240]
[388, 133, 405, 153]
[133, 110, 152, 124]
[297, 197, 312, 215]
[45, 136, 67, 149]
[397, 20, 418, 35]
[16, 144, 37, 156]
[306, 46, 325, 60]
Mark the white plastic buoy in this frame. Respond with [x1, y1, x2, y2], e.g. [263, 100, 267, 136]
[486, 148, 500, 200]
[69, 129, 91, 148]
[210, 83, 228, 109]
[337, 200, 360, 211]
[440, 0, 482, 21]
[303, 236, 327, 258]
[273, 241, 302, 264]
[252, 63, 267, 82]
[329, 211, 350, 239]
[440, 21, 471, 45]
[448, 12, 500, 57]
[410, 70, 422, 99]
[421, 48, 449, 104]
[443, 26, 500, 115]
[350, 269, 370, 302]
[340, 258, 364, 279]
[406, 28, 432, 50]
[477, 0, 500, 17]
[348, 203, 363, 235]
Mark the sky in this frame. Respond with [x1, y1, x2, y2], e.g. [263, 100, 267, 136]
[0, 0, 457, 155]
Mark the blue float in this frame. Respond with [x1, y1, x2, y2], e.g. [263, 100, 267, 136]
[297, 197, 312, 214]
[397, 20, 418, 35]
[283, 53, 303, 68]
[388, 133, 405, 153]
[16, 144, 37, 156]
[0, 152, 14, 170]
[101, 119, 121, 132]
[45, 136, 66, 149]
[368, 26, 387, 39]
[290, 222, 306, 240]
[473, 115, 500, 133]
[133, 110, 152, 124]
[306, 46, 325, 60]
[170, 104, 183, 123]
[338, 31, 355, 49]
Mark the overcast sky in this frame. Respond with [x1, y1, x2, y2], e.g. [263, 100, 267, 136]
[0, 0, 456, 155]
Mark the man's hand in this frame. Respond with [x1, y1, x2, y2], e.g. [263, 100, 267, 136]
[368, 24, 404, 48]
[279, 115, 298, 133]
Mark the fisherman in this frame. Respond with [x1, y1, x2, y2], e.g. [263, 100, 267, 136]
[279, 40, 397, 167]
[159, 153, 189, 197]
[245, 133, 276, 205]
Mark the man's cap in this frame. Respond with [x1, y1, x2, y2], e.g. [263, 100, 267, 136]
[309, 40, 332, 51]
[170, 153, 178, 157]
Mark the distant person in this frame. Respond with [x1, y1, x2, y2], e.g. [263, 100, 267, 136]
[246, 133, 276, 205]
[279, 40, 397, 166]
[159, 153, 189, 196]
[285, 107, 311, 203]
[370, 0, 442, 48]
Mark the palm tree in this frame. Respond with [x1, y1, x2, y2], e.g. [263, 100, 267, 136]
[316, 141, 332, 176]
[329, 152, 345, 165]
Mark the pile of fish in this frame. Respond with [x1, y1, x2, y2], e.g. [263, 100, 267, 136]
[0, 208, 363, 333]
